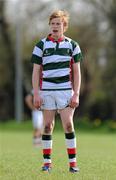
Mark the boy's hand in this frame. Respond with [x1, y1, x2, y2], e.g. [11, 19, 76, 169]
[69, 93, 79, 108]
[33, 94, 43, 109]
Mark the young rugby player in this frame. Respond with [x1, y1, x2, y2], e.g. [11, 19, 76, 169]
[31, 10, 82, 173]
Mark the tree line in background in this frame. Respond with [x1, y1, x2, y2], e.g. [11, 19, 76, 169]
[0, 0, 116, 121]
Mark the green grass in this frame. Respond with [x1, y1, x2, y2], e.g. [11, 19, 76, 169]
[0, 121, 116, 180]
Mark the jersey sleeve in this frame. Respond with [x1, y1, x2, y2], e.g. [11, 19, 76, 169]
[71, 41, 83, 63]
[31, 40, 44, 65]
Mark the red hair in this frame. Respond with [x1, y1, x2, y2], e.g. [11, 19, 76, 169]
[49, 10, 69, 32]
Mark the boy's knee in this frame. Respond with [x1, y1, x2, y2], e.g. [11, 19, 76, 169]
[66, 122, 73, 133]
[44, 123, 53, 134]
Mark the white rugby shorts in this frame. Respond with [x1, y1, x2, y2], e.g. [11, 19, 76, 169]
[40, 90, 73, 110]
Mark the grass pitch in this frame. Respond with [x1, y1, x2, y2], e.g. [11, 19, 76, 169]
[0, 121, 116, 180]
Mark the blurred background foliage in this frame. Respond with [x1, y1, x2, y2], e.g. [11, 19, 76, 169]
[0, 0, 116, 125]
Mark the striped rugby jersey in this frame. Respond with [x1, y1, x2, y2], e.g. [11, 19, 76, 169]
[31, 34, 82, 91]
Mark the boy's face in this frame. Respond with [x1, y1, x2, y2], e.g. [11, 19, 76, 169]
[49, 17, 64, 38]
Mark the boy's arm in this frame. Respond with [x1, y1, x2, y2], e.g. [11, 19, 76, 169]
[73, 62, 81, 96]
[32, 64, 42, 109]
[32, 64, 40, 94]
[69, 62, 81, 108]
